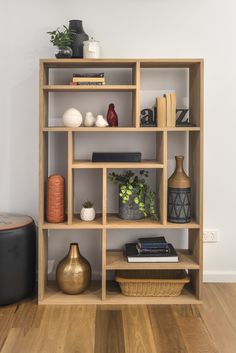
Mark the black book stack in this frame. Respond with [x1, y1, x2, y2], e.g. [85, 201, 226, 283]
[125, 236, 178, 263]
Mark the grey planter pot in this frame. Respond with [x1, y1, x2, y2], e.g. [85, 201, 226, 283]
[119, 189, 145, 220]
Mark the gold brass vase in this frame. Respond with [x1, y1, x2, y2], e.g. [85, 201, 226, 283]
[56, 243, 91, 294]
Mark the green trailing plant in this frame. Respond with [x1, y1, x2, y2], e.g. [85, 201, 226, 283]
[82, 200, 94, 208]
[47, 25, 74, 48]
[108, 170, 158, 220]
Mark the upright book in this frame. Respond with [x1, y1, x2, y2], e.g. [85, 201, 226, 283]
[157, 97, 166, 127]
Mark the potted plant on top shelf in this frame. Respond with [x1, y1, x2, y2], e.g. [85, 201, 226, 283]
[108, 170, 158, 220]
[47, 25, 75, 59]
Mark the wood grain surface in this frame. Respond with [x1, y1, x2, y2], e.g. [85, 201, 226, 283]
[1, 284, 233, 353]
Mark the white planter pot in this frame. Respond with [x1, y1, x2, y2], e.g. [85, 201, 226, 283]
[80, 207, 96, 221]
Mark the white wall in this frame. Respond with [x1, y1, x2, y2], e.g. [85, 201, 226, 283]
[1, 0, 236, 281]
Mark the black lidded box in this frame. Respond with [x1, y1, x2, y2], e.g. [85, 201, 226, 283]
[92, 152, 142, 162]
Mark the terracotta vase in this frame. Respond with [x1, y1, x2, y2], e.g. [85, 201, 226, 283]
[46, 175, 65, 223]
[56, 243, 91, 294]
[107, 103, 118, 127]
[168, 156, 191, 223]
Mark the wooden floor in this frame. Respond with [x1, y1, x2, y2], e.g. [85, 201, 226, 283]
[0, 283, 235, 353]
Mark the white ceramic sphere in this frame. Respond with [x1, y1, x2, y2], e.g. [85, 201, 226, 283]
[80, 207, 96, 221]
[63, 108, 83, 127]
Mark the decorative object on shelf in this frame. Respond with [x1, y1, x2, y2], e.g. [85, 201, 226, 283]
[95, 115, 109, 127]
[62, 108, 83, 127]
[56, 243, 91, 294]
[84, 112, 96, 127]
[125, 241, 178, 263]
[80, 200, 96, 221]
[92, 152, 141, 162]
[115, 270, 190, 297]
[176, 109, 193, 127]
[107, 103, 118, 127]
[69, 20, 89, 58]
[156, 97, 166, 127]
[168, 156, 191, 223]
[108, 170, 158, 220]
[46, 175, 65, 223]
[71, 73, 105, 86]
[0, 213, 36, 305]
[140, 108, 156, 127]
[164, 92, 176, 128]
[83, 37, 100, 58]
[47, 26, 74, 58]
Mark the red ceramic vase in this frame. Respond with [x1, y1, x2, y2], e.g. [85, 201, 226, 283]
[107, 103, 118, 127]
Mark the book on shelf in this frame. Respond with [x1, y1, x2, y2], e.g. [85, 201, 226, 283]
[69, 81, 104, 86]
[72, 77, 105, 83]
[170, 92, 176, 127]
[138, 236, 167, 249]
[136, 244, 170, 254]
[157, 97, 166, 127]
[125, 243, 179, 263]
[160, 92, 176, 128]
[73, 73, 105, 78]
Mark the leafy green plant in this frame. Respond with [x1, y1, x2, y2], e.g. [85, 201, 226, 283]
[82, 200, 94, 208]
[108, 170, 158, 220]
[47, 26, 74, 48]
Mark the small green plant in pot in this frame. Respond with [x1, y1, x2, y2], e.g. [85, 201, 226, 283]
[108, 170, 158, 220]
[47, 25, 74, 58]
[80, 200, 96, 221]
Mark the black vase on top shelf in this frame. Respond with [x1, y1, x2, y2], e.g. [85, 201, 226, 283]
[69, 20, 89, 58]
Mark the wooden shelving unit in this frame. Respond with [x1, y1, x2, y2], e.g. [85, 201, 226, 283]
[38, 58, 203, 305]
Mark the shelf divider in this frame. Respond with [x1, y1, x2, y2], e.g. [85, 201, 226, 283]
[67, 131, 73, 224]
[133, 61, 140, 127]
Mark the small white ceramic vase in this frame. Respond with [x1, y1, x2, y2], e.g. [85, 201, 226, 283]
[84, 112, 96, 127]
[63, 108, 83, 127]
[95, 115, 109, 127]
[80, 207, 96, 221]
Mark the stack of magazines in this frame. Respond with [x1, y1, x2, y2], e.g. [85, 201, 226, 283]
[125, 236, 178, 263]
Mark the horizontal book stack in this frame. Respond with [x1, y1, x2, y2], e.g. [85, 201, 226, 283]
[70, 73, 105, 86]
[125, 236, 178, 263]
[156, 92, 176, 128]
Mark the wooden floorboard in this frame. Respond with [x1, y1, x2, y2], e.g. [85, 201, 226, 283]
[0, 283, 236, 353]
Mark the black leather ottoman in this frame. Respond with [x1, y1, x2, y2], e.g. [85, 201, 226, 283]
[0, 213, 36, 305]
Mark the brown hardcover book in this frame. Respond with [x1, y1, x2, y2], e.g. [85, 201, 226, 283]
[170, 92, 177, 127]
[164, 93, 172, 127]
[157, 97, 166, 127]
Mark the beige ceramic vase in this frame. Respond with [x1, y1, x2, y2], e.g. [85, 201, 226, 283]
[56, 243, 91, 294]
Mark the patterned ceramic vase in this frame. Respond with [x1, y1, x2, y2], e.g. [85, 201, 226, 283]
[168, 156, 191, 223]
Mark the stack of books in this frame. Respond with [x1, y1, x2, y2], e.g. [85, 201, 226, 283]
[156, 92, 176, 128]
[70, 73, 105, 86]
[125, 236, 178, 263]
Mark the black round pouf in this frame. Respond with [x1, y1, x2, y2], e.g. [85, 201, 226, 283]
[0, 213, 36, 306]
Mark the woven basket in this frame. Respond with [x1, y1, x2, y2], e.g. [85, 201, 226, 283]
[46, 175, 65, 223]
[115, 270, 190, 297]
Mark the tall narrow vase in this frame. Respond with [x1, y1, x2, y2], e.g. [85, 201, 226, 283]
[69, 20, 89, 58]
[168, 156, 191, 223]
[56, 243, 91, 294]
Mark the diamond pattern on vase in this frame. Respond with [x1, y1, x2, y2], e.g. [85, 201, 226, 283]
[168, 187, 191, 223]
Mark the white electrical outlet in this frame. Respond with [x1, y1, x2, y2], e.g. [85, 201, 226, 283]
[203, 229, 219, 243]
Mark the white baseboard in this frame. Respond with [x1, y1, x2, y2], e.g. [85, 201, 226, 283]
[203, 271, 236, 282]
